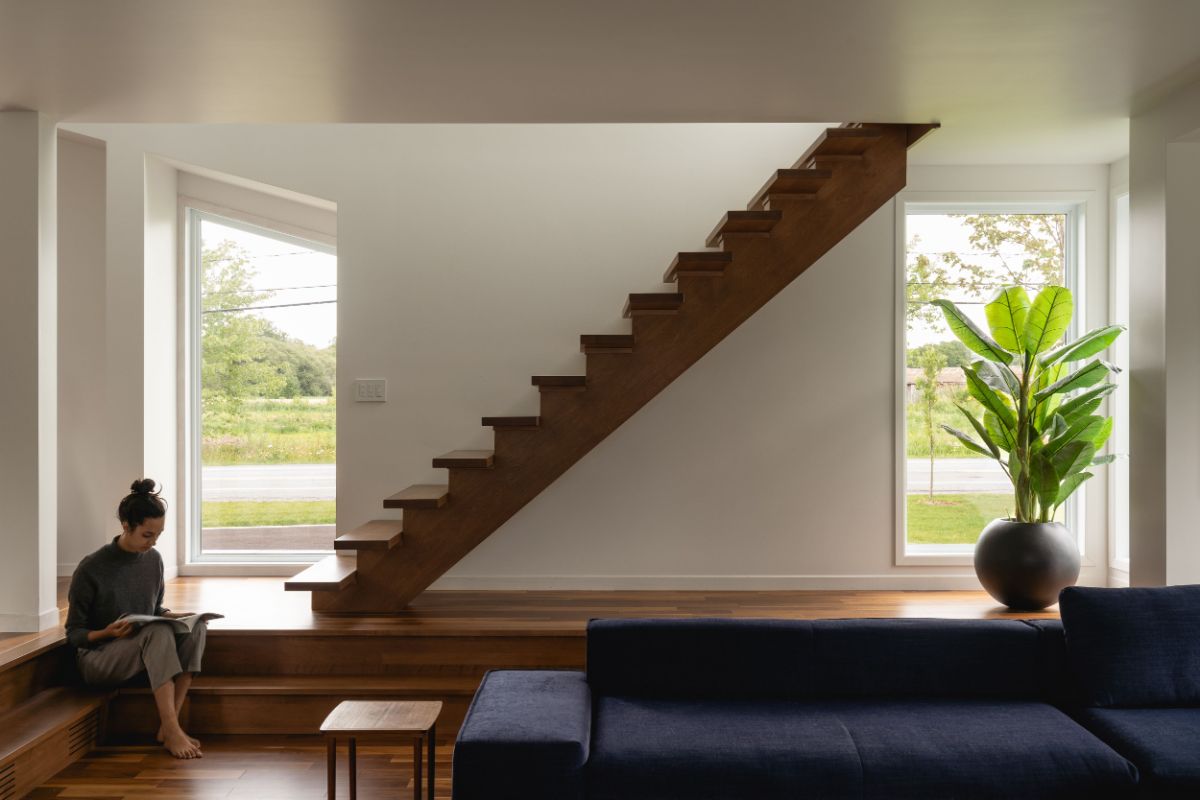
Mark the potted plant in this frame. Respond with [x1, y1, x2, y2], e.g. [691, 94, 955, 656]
[933, 285, 1124, 610]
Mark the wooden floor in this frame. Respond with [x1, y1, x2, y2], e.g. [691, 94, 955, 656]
[29, 735, 452, 799]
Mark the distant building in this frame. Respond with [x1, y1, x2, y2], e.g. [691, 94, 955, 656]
[904, 367, 967, 403]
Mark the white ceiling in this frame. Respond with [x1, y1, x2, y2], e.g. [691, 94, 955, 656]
[5, 0, 1200, 164]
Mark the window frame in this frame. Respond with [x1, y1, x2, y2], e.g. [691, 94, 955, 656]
[1108, 190, 1131, 578]
[895, 198, 1086, 566]
[182, 202, 337, 568]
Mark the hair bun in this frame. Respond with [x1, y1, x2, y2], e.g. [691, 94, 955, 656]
[130, 478, 157, 495]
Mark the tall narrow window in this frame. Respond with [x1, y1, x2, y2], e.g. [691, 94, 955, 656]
[902, 208, 1076, 554]
[189, 209, 337, 561]
[1110, 193, 1130, 569]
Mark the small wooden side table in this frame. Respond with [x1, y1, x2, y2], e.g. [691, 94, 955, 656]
[321, 699, 443, 800]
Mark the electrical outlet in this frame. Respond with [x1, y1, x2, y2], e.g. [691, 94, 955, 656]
[354, 379, 387, 402]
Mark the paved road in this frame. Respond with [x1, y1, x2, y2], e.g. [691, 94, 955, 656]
[907, 457, 1010, 494]
[202, 464, 336, 501]
[203, 459, 1007, 500]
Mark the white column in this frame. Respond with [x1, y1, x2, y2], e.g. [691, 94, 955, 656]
[0, 112, 59, 631]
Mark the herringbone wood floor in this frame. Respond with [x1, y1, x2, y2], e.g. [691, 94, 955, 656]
[30, 735, 452, 799]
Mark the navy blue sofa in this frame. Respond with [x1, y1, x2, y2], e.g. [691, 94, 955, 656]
[453, 585, 1200, 799]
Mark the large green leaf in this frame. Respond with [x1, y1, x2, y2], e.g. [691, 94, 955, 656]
[1023, 286, 1074, 357]
[1040, 324, 1126, 367]
[939, 424, 992, 457]
[1044, 415, 1105, 458]
[1057, 383, 1116, 421]
[1052, 440, 1096, 480]
[1033, 359, 1119, 403]
[985, 286, 1032, 354]
[1092, 417, 1114, 450]
[1056, 471, 1094, 507]
[1030, 453, 1060, 516]
[984, 410, 1016, 452]
[933, 300, 1015, 364]
[1091, 454, 1117, 466]
[955, 405, 1001, 459]
[964, 367, 1017, 429]
[972, 360, 1021, 400]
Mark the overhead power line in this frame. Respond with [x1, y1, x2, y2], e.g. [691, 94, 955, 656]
[203, 300, 338, 314]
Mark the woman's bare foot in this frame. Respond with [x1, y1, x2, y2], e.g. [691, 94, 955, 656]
[157, 725, 201, 747]
[162, 728, 203, 759]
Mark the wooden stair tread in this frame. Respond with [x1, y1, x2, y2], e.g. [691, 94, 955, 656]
[116, 674, 480, 697]
[482, 416, 540, 429]
[623, 292, 684, 317]
[334, 520, 404, 551]
[792, 125, 883, 168]
[748, 168, 832, 210]
[705, 210, 783, 247]
[532, 375, 587, 390]
[664, 251, 732, 282]
[284, 554, 358, 591]
[0, 686, 109, 763]
[432, 449, 495, 468]
[383, 484, 449, 509]
[580, 334, 635, 354]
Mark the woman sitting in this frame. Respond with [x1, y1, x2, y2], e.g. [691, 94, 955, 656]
[65, 479, 206, 759]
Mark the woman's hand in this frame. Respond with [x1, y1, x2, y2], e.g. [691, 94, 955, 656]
[92, 619, 135, 642]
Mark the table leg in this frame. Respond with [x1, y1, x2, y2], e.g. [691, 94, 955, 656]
[413, 735, 423, 800]
[428, 724, 436, 800]
[349, 737, 357, 800]
[326, 738, 336, 800]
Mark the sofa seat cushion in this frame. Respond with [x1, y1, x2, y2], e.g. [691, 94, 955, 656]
[834, 699, 1138, 800]
[588, 697, 863, 800]
[1075, 707, 1200, 797]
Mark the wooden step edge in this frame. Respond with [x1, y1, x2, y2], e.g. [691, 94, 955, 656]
[116, 676, 481, 697]
[482, 416, 541, 429]
[333, 519, 404, 551]
[790, 125, 883, 168]
[704, 210, 782, 248]
[432, 449, 495, 469]
[746, 168, 831, 210]
[623, 292, 684, 318]
[580, 334, 635, 354]
[284, 554, 358, 592]
[663, 251, 732, 282]
[382, 484, 449, 510]
[0, 687, 111, 765]
[906, 122, 941, 148]
[532, 375, 587, 391]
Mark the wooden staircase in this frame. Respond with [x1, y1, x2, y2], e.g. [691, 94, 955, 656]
[286, 122, 939, 612]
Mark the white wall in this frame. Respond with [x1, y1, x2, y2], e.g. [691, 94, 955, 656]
[58, 133, 110, 574]
[63, 123, 1117, 588]
[1130, 76, 1200, 586]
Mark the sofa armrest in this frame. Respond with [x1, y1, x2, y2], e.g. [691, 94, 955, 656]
[452, 670, 591, 800]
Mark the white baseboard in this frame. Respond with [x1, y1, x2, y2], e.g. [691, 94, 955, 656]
[179, 562, 310, 577]
[428, 574, 984, 591]
[0, 607, 62, 633]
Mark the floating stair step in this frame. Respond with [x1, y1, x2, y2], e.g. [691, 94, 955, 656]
[532, 375, 587, 391]
[581, 334, 635, 354]
[483, 416, 541, 429]
[705, 210, 783, 247]
[334, 519, 404, 552]
[663, 251, 733, 282]
[383, 484, 449, 510]
[793, 126, 882, 168]
[0, 687, 110, 765]
[433, 449, 495, 468]
[907, 122, 941, 147]
[284, 553, 357, 592]
[748, 168, 832, 210]
[623, 292, 684, 317]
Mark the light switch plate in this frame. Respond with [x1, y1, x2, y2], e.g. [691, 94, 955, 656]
[354, 379, 387, 402]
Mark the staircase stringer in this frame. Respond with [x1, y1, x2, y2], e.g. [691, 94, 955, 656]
[313, 125, 913, 613]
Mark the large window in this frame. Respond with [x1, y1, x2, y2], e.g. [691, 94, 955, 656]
[1110, 193, 1130, 571]
[900, 206, 1078, 556]
[187, 207, 337, 562]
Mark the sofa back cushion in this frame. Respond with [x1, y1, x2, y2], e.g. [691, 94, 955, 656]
[587, 617, 1064, 701]
[587, 618, 814, 700]
[1059, 584, 1200, 707]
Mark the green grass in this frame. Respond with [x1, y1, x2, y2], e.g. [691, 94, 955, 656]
[202, 397, 335, 465]
[906, 493, 1014, 545]
[906, 391, 992, 459]
[202, 500, 336, 528]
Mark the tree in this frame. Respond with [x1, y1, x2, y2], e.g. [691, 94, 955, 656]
[201, 240, 283, 414]
[907, 340, 974, 369]
[915, 348, 947, 498]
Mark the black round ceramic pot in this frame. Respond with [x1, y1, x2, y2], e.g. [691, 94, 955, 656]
[974, 519, 1080, 611]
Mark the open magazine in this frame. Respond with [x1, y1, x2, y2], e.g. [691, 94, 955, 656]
[118, 612, 223, 634]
